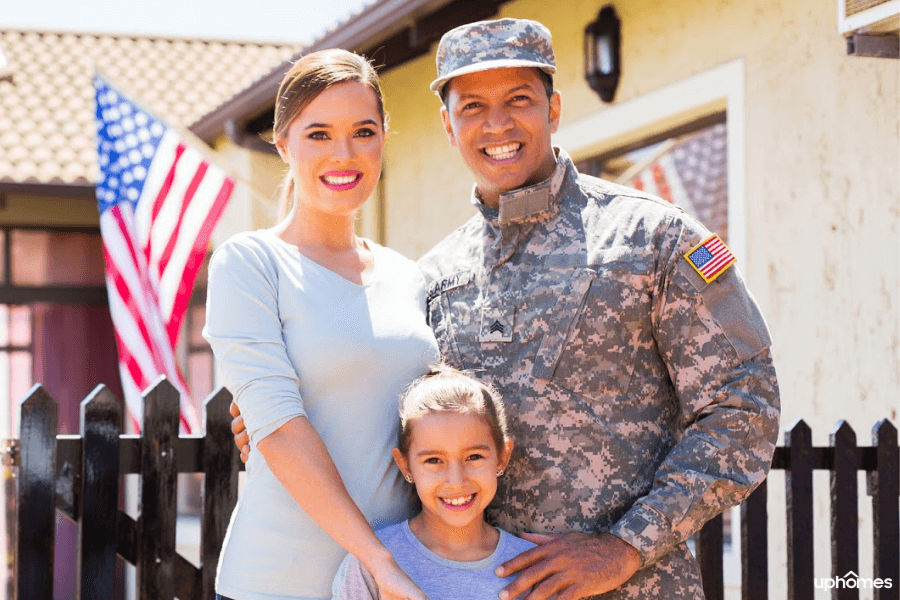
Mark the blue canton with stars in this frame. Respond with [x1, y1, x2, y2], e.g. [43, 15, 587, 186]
[94, 75, 166, 214]
[688, 245, 714, 268]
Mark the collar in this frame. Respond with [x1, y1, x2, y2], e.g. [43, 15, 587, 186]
[471, 147, 574, 226]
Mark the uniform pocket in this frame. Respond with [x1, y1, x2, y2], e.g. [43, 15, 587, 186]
[532, 268, 595, 380]
[533, 265, 650, 403]
[427, 291, 463, 367]
[426, 270, 476, 369]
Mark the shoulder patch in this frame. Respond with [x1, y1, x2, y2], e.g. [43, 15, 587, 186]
[684, 234, 736, 283]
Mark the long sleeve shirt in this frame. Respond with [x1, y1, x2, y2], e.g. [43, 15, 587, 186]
[205, 231, 439, 600]
[416, 148, 780, 598]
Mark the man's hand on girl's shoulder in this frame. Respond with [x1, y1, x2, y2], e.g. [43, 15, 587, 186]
[496, 532, 640, 600]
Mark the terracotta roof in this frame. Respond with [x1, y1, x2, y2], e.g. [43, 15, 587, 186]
[0, 29, 297, 189]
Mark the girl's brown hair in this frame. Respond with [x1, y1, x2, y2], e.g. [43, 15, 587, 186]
[274, 49, 386, 217]
[397, 364, 511, 456]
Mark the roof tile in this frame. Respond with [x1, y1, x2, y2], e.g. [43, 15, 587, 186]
[0, 29, 296, 187]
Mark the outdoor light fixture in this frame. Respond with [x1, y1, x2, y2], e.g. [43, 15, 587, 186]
[584, 5, 621, 103]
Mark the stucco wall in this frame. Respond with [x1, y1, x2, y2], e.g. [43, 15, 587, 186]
[211, 135, 283, 246]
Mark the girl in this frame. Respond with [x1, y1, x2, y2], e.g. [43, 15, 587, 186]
[330, 365, 535, 600]
[204, 49, 439, 600]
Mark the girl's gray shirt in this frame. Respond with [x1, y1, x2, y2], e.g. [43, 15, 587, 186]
[331, 520, 537, 600]
[204, 230, 440, 600]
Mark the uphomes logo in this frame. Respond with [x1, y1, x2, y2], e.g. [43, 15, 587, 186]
[814, 571, 893, 590]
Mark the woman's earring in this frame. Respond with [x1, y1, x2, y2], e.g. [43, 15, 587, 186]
[496, 469, 504, 477]
[404, 474, 413, 483]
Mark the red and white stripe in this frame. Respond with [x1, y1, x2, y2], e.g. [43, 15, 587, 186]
[696, 235, 736, 281]
[102, 130, 232, 432]
[630, 154, 697, 220]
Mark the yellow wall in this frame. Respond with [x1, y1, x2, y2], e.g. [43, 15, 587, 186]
[211, 134, 283, 246]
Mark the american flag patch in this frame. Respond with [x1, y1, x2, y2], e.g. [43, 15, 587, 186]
[684, 234, 736, 283]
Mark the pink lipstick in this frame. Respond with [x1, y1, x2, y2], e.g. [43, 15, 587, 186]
[320, 170, 362, 191]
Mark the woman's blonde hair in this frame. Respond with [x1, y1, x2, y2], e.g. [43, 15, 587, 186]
[397, 364, 511, 455]
[273, 49, 386, 218]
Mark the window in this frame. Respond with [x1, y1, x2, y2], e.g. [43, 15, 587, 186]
[576, 117, 729, 242]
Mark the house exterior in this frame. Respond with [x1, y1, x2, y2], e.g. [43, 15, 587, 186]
[0, 28, 297, 599]
[193, 0, 898, 595]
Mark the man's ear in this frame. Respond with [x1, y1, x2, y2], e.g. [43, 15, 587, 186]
[440, 106, 458, 148]
[548, 90, 562, 134]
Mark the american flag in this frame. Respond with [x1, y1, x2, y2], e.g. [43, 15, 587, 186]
[93, 74, 233, 432]
[685, 234, 736, 284]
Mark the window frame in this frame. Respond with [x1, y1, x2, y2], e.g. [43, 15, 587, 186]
[553, 59, 748, 274]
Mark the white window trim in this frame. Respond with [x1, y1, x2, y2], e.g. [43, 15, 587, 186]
[553, 59, 747, 274]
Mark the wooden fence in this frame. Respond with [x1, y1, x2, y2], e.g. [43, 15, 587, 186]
[696, 419, 899, 600]
[7, 378, 900, 600]
[13, 379, 239, 600]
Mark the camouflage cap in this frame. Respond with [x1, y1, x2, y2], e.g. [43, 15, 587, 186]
[430, 18, 557, 96]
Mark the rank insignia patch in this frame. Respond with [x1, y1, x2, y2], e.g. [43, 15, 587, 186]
[684, 234, 736, 283]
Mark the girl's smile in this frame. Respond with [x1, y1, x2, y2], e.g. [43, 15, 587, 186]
[440, 493, 476, 509]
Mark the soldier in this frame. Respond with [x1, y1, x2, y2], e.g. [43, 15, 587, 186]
[416, 18, 780, 600]
[233, 17, 780, 600]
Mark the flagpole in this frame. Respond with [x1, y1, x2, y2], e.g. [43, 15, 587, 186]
[94, 66, 277, 215]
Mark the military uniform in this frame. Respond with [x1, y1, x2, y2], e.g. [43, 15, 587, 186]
[417, 149, 780, 598]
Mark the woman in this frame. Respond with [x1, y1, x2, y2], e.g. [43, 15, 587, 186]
[204, 49, 440, 600]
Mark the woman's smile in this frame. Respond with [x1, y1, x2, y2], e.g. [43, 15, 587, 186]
[321, 170, 363, 190]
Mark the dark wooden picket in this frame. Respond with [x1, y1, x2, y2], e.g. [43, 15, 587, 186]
[6, 380, 899, 600]
[871, 420, 899, 600]
[138, 379, 180, 600]
[77, 385, 122, 600]
[831, 420, 859, 600]
[741, 478, 768, 600]
[786, 419, 815, 600]
[200, 388, 241, 599]
[15, 385, 57, 600]
[698, 513, 724, 600]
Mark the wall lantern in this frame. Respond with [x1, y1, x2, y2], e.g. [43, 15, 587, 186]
[584, 5, 622, 103]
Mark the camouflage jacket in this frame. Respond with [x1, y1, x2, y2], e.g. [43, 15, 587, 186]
[416, 149, 780, 598]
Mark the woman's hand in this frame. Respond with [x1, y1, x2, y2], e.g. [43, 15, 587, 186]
[259, 418, 428, 600]
[229, 401, 250, 463]
[365, 552, 431, 600]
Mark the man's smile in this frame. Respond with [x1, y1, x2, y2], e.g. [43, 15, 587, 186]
[482, 143, 522, 161]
